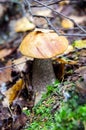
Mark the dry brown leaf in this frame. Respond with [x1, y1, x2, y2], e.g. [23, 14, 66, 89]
[0, 48, 13, 59]
[75, 66, 86, 94]
[75, 66, 86, 76]
[0, 4, 6, 18]
[76, 81, 86, 94]
[19, 29, 68, 59]
[15, 17, 35, 32]
[70, 15, 86, 24]
[36, 9, 52, 17]
[0, 60, 12, 85]
[3, 79, 24, 106]
[13, 56, 33, 72]
[61, 19, 74, 29]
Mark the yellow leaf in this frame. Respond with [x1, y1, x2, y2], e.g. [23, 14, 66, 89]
[73, 40, 86, 49]
[3, 79, 24, 106]
[56, 57, 77, 65]
[64, 45, 74, 54]
[61, 19, 74, 29]
[59, 0, 69, 6]
[15, 17, 35, 32]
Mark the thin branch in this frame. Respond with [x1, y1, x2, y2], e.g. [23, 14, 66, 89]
[30, 0, 82, 8]
[33, 15, 60, 35]
[0, 0, 86, 37]
[33, 15, 86, 37]
[30, 0, 62, 7]
[0, 48, 86, 71]
[33, 0, 86, 33]
[0, 60, 29, 71]
[59, 33, 86, 37]
[24, 0, 33, 16]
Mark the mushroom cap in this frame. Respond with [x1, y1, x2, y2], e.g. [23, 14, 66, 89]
[19, 29, 68, 59]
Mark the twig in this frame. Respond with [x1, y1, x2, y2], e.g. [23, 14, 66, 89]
[33, 0, 86, 33]
[33, 15, 60, 35]
[0, 48, 85, 71]
[23, 0, 86, 36]
[30, 0, 83, 8]
[30, 0, 62, 7]
[0, 60, 29, 71]
[33, 16, 86, 36]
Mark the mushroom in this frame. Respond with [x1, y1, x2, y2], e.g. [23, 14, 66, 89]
[19, 29, 68, 102]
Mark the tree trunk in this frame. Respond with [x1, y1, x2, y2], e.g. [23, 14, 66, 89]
[32, 59, 56, 103]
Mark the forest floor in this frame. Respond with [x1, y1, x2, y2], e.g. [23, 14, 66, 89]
[0, 0, 86, 130]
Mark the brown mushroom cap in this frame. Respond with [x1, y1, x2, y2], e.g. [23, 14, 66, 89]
[19, 29, 68, 59]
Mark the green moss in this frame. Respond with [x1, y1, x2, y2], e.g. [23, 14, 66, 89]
[24, 81, 86, 130]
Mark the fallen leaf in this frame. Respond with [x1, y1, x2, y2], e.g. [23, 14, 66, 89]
[76, 81, 86, 94]
[70, 15, 86, 24]
[64, 45, 74, 54]
[75, 66, 86, 76]
[0, 4, 6, 18]
[3, 79, 24, 106]
[15, 17, 35, 32]
[61, 19, 74, 29]
[0, 105, 13, 130]
[0, 60, 12, 85]
[59, 0, 69, 5]
[36, 9, 52, 17]
[73, 40, 86, 49]
[13, 56, 30, 72]
[0, 48, 14, 59]
[12, 113, 28, 130]
[56, 57, 77, 65]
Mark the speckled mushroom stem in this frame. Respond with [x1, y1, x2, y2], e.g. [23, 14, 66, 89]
[32, 58, 56, 95]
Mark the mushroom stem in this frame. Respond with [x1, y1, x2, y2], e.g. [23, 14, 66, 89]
[32, 59, 56, 95]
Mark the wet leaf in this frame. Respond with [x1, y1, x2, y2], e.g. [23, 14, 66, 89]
[15, 17, 35, 32]
[3, 79, 24, 106]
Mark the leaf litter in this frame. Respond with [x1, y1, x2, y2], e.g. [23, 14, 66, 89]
[0, 0, 86, 129]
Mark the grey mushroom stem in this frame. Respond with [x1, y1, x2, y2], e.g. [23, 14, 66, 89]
[32, 58, 56, 94]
